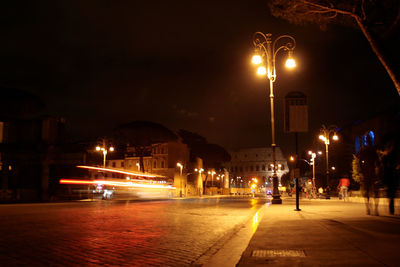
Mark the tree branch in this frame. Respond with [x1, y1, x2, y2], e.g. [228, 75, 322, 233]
[301, 0, 358, 18]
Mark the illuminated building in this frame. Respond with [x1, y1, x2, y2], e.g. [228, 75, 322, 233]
[225, 147, 289, 188]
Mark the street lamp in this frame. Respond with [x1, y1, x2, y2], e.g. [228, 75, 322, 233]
[319, 125, 339, 198]
[252, 32, 296, 204]
[177, 162, 183, 197]
[95, 140, 114, 168]
[308, 150, 322, 197]
[194, 168, 204, 196]
[208, 170, 216, 187]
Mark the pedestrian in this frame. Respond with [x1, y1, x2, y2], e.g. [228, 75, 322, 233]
[358, 134, 380, 215]
[337, 174, 350, 201]
[380, 135, 399, 215]
[306, 179, 313, 199]
[318, 187, 324, 196]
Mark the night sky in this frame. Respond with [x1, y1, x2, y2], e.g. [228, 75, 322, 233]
[1, 1, 399, 154]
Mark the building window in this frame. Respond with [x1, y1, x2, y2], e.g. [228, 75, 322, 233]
[250, 166, 254, 171]
[161, 147, 164, 154]
[256, 154, 258, 157]
[262, 165, 265, 171]
[239, 167, 243, 172]
[112, 162, 116, 168]
[153, 161, 157, 168]
[244, 154, 247, 158]
[256, 165, 259, 171]
[121, 162, 125, 168]
[161, 161, 165, 168]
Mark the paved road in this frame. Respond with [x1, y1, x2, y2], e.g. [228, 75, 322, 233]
[0, 197, 267, 266]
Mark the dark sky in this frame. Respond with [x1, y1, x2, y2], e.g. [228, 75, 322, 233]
[1, 1, 399, 154]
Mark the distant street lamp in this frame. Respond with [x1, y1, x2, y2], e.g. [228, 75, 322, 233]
[177, 162, 183, 197]
[195, 168, 204, 196]
[319, 125, 339, 198]
[95, 140, 114, 168]
[208, 170, 216, 187]
[136, 162, 140, 171]
[308, 150, 322, 197]
[252, 32, 296, 204]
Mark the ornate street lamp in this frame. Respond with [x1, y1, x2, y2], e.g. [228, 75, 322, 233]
[252, 32, 296, 204]
[308, 150, 322, 197]
[318, 125, 339, 198]
[95, 139, 114, 168]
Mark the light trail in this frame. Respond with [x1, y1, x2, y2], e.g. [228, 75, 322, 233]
[76, 165, 165, 178]
[59, 179, 175, 189]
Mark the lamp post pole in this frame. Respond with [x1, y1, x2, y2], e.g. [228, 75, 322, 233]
[177, 163, 183, 197]
[319, 125, 339, 199]
[308, 150, 322, 198]
[252, 32, 296, 204]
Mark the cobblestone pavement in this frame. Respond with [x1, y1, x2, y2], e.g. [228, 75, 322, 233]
[0, 197, 267, 266]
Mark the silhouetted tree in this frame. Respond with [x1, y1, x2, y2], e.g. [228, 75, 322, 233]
[114, 121, 178, 172]
[178, 129, 231, 193]
[178, 129, 231, 169]
[269, 0, 400, 96]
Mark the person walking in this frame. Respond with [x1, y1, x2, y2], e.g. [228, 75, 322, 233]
[338, 174, 350, 201]
[358, 135, 380, 215]
[380, 136, 399, 215]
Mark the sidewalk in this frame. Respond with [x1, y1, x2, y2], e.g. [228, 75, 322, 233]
[237, 197, 400, 266]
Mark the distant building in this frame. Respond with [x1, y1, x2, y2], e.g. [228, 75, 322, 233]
[108, 140, 191, 196]
[225, 147, 289, 188]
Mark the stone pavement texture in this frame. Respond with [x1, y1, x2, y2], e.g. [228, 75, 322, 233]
[236, 197, 400, 267]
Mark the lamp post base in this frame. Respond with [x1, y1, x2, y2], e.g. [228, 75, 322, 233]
[271, 195, 282, 204]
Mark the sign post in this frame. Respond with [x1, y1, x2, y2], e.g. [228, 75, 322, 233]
[285, 92, 308, 212]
